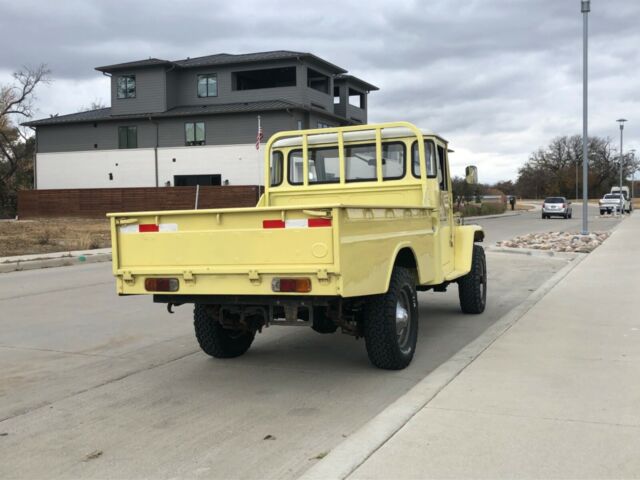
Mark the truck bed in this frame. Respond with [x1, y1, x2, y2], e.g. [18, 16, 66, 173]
[108, 204, 438, 298]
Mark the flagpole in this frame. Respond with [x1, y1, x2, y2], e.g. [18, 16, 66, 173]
[257, 115, 262, 187]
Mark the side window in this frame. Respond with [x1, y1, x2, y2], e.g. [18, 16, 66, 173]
[411, 140, 436, 178]
[437, 144, 448, 191]
[185, 122, 205, 146]
[116, 75, 136, 99]
[288, 147, 340, 185]
[270, 151, 283, 186]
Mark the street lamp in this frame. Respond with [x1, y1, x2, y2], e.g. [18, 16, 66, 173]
[581, 0, 590, 234]
[617, 118, 627, 213]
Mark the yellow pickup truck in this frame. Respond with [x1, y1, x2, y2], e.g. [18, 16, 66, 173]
[108, 122, 485, 370]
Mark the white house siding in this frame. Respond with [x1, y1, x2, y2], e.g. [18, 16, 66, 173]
[36, 144, 264, 189]
[158, 144, 264, 186]
[36, 149, 156, 189]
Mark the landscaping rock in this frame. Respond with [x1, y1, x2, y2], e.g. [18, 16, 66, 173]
[496, 231, 610, 253]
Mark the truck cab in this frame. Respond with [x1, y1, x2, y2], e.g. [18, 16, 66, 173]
[108, 122, 486, 370]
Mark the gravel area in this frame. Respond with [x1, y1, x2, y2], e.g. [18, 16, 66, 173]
[497, 231, 610, 253]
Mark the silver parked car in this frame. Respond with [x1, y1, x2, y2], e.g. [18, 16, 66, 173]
[542, 197, 572, 219]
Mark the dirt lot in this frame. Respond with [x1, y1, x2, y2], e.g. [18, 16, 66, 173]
[0, 218, 111, 257]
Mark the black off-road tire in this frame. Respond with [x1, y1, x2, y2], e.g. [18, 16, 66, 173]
[363, 267, 419, 370]
[193, 304, 255, 358]
[458, 245, 487, 314]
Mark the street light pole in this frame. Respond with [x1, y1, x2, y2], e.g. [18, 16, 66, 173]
[617, 118, 627, 213]
[581, 0, 590, 234]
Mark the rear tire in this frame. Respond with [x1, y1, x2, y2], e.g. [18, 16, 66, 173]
[458, 245, 487, 314]
[194, 304, 255, 358]
[363, 267, 418, 370]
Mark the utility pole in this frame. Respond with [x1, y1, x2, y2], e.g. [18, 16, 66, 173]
[581, 0, 590, 234]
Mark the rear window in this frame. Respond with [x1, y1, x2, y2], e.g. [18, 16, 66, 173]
[288, 142, 406, 184]
[544, 197, 564, 203]
[344, 142, 405, 182]
[288, 147, 340, 185]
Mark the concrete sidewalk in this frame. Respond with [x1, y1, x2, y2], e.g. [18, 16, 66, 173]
[0, 248, 112, 273]
[325, 214, 639, 479]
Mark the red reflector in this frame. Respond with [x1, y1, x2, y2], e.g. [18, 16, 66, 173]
[139, 224, 159, 232]
[144, 278, 179, 292]
[308, 218, 332, 227]
[263, 219, 285, 229]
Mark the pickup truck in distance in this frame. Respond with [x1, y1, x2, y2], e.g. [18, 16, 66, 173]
[108, 122, 486, 370]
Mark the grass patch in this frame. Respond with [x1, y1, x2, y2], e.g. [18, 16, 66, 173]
[457, 202, 507, 217]
[0, 218, 110, 257]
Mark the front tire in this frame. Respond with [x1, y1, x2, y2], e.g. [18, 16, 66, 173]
[194, 304, 255, 358]
[458, 245, 487, 314]
[363, 267, 418, 370]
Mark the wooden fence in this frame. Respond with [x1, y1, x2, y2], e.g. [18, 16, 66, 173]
[17, 186, 261, 218]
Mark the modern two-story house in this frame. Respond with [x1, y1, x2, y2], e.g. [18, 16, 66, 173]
[24, 50, 378, 189]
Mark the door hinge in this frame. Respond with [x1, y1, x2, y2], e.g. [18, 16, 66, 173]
[317, 269, 329, 284]
[248, 269, 261, 285]
[183, 270, 195, 283]
[123, 271, 135, 285]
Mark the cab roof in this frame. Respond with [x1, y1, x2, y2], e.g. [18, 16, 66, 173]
[272, 127, 447, 148]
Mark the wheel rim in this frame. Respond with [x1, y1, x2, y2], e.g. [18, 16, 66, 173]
[479, 256, 487, 306]
[395, 289, 412, 354]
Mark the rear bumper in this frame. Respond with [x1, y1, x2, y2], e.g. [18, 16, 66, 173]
[542, 208, 568, 215]
[115, 269, 341, 297]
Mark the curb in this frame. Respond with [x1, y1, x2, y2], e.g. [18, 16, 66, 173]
[463, 211, 523, 222]
[299, 252, 587, 480]
[0, 249, 112, 274]
[485, 245, 584, 260]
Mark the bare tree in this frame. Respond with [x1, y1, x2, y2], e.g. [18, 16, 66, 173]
[0, 64, 50, 216]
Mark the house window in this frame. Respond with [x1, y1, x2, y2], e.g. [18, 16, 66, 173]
[317, 121, 331, 129]
[118, 126, 137, 149]
[233, 67, 296, 90]
[116, 75, 136, 99]
[197, 74, 218, 97]
[185, 122, 205, 146]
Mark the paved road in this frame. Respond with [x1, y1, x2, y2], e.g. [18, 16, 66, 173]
[471, 203, 620, 245]
[0, 211, 622, 479]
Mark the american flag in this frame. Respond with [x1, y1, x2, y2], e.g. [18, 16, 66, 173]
[255, 123, 264, 150]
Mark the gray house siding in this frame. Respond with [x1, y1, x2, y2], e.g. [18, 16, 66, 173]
[173, 61, 306, 108]
[110, 67, 167, 115]
[37, 122, 157, 153]
[157, 111, 300, 148]
[165, 69, 180, 110]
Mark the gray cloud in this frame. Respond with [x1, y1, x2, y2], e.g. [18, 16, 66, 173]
[1, 0, 638, 182]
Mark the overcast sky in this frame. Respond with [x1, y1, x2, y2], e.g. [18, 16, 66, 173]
[1, 0, 637, 183]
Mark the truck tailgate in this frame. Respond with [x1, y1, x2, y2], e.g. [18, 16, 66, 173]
[109, 207, 338, 296]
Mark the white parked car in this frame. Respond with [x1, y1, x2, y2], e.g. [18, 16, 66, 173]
[599, 193, 627, 215]
[542, 197, 572, 219]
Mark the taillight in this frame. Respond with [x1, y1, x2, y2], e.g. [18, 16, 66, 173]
[272, 278, 312, 293]
[144, 278, 179, 292]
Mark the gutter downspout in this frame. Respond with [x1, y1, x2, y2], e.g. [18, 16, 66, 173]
[149, 116, 159, 187]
